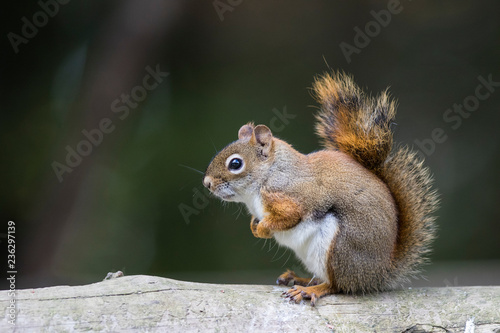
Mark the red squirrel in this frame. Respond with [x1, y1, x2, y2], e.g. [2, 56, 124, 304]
[203, 72, 438, 306]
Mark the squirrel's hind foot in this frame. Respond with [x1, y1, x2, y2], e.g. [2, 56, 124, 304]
[283, 283, 333, 306]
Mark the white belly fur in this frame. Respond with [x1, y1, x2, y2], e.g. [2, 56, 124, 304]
[239, 191, 338, 283]
[273, 214, 339, 283]
[241, 192, 266, 220]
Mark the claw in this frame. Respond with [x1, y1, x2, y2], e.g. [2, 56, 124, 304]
[284, 286, 304, 303]
[281, 283, 332, 306]
[310, 293, 317, 307]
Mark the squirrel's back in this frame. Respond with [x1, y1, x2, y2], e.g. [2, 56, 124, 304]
[313, 72, 439, 290]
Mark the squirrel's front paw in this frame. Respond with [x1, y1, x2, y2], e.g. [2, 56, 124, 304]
[250, 216, 260, 237]
[250, 216, 272, 239]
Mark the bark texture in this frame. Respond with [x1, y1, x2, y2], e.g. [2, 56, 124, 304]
[1, 275, 499, 332]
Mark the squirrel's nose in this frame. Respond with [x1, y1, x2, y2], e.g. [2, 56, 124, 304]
[203, 176, 213, 190]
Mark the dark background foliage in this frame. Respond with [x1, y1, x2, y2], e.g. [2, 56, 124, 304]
[1, 0, 499, 289]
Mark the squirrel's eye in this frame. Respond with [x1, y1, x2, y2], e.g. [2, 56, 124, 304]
[225, 154, 245, 174]
[228, 158, 243, 170]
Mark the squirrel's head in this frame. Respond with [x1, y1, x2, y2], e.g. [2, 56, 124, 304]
[203, 123, 275, 202]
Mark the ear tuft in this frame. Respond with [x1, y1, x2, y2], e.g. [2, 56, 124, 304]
[238, 123, 254, 141]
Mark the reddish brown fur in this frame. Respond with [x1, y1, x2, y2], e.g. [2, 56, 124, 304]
[203, 72, 438, 305]
[251, 191, 303, 238]
[312, 72, 438, 293]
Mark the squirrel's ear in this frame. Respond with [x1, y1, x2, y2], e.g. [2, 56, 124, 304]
[238, 123, 254, 141]
[254, 125, 273, 157]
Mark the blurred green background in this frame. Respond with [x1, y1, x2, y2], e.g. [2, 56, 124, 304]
[1, 0, 499, 290]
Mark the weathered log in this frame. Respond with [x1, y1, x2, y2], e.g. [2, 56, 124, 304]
[1, 275, 499, 332]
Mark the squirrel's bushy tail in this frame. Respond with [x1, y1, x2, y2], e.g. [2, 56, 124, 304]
[314, 72, 396, 173]
[313, 72, 438, 287]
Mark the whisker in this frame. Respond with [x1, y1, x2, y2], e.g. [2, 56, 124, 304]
[209, 137, 219, 154]
[268, 239, 276, 252]
[261, 238, 268, 250]
[271, 247, 287, 262]
[203, 131, 220, 155]
[281, 251, 293, 268]
[306, 275, 317, 287]
[235, 206, 245, 219]
[178, 164, 204, 175]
